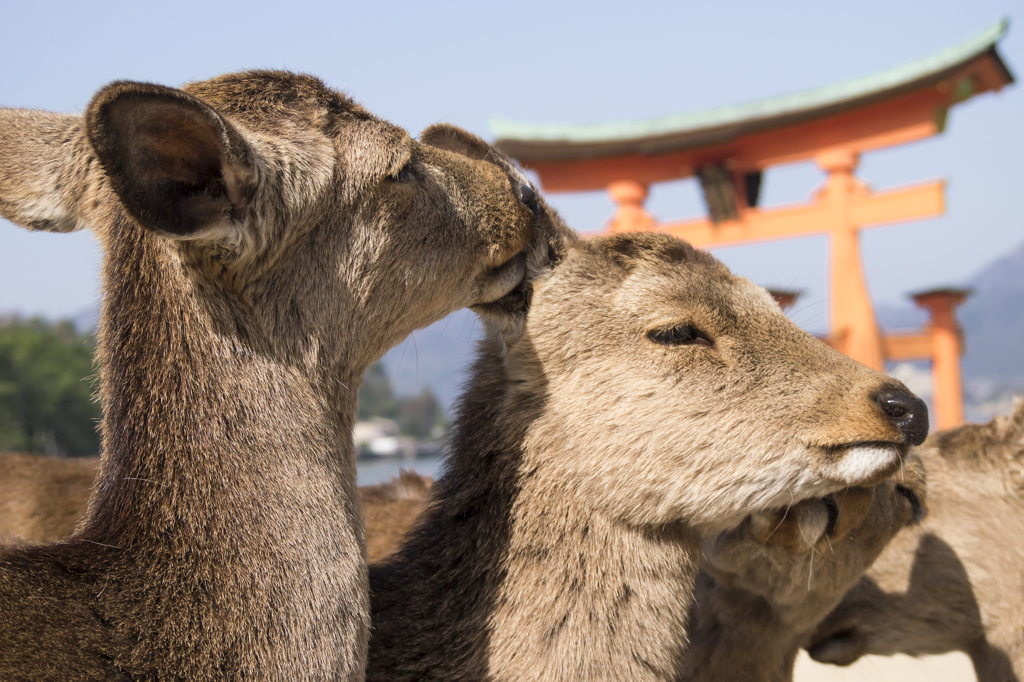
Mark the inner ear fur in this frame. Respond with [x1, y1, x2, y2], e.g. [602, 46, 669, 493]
[86, 81, 255, 238]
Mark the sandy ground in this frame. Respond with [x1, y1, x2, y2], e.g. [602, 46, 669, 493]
[794, 651, 976, 681]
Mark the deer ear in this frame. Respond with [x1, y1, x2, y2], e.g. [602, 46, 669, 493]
[420, 123, 499, 161]
[86, 81, 256, 239]
[0, 109, 90, 233]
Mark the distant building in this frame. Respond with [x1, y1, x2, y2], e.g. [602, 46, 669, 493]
[353, 417, 418, 459]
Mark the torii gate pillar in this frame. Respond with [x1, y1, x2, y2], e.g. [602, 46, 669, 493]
[608, 180, 655, 233]
[817, 150, 885, 371]
[912, 289, 970, 429]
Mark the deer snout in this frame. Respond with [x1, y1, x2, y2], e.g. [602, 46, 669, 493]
[874, 388, 929, 445]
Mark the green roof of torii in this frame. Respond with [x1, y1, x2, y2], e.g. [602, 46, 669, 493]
[491, 19, 1012, 162]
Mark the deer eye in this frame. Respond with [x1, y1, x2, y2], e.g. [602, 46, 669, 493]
[647, 324, 712, 347]
[895, 485, 926, 523]
[823, 494, 840, 535]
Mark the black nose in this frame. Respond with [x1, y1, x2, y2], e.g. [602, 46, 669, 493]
[519, 184, 540, 220]
[875, 389, 929, 445]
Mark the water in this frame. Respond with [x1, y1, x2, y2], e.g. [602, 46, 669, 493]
[356, 454, 446, 486]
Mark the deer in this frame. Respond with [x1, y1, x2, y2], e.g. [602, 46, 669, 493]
[366, 203, 931, 682]
[674, 458, 926, 682]
[808, 399, 1024, 681]
[0, 71, 538, 680]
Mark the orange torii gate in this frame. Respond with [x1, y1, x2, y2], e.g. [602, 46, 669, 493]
[493, 20, 1013, 430]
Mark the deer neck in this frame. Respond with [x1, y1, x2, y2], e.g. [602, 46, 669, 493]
[483, 467, 700, 682]
[368, 342, 701, 682]
[78, 221, 367, 678]
[678, 572, 805, 682]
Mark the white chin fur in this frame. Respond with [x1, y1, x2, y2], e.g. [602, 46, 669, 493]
[834, 445, 900, 485]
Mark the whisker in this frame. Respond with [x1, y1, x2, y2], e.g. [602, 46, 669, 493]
[765, 506, 790, 541]
[124, 477, 168, 488]
[411, 331, 419, 382]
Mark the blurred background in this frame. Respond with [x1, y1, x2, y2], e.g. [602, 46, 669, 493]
[1, 2, 1020, 678]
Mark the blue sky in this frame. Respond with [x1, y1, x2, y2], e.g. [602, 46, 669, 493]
[1, 0, 1021, 334]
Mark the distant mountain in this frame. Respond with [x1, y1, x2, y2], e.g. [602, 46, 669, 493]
[71, 306, 99, 333]
[874, 240, 1024, 418]
[873, 303, 927, 332]
[958, 242, 1024, 390]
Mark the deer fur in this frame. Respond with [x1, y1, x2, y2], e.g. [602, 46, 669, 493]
[0, 71, 536, 680]
[809, 399, 1024, 681]
[676, 459, 926, 682]
[367, 206, 929, 682]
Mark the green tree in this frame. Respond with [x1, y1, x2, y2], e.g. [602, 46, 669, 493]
[357, 361, 398, 422]
[357, 361, 447, 438]
[0, 317, 100, 457]
[395, 389, 445, 439]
